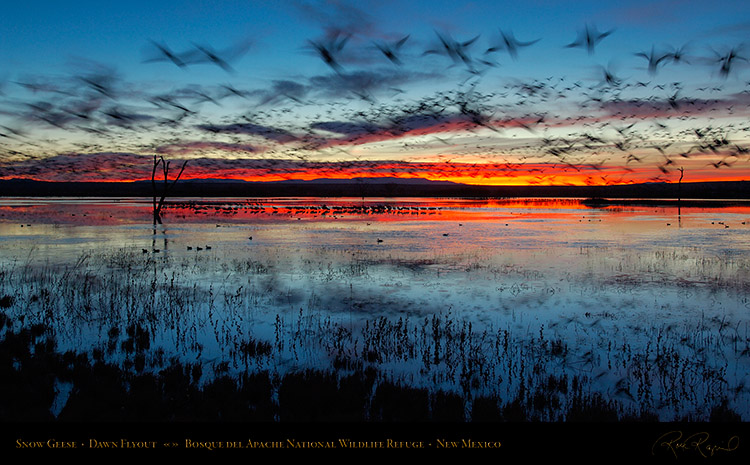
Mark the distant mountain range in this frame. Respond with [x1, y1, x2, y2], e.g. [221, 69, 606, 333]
[270, 177, 460, 186]
[155, 176, 461, 186]
[1, 177, 748, 201]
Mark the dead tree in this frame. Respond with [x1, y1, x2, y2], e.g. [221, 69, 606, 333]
[152, 155, 188, 224]
[677, 166, 684, 222]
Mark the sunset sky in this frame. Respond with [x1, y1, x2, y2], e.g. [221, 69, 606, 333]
[1, 0, 749, 186]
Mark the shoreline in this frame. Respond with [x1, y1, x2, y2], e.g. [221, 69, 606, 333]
[1, 179, 749, 201]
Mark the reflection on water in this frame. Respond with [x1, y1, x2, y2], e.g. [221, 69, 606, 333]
[1, 197, 750, 420]
[2, 197, 749, 261]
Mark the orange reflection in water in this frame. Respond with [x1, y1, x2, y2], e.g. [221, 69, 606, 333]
[0, 197, 749, 233]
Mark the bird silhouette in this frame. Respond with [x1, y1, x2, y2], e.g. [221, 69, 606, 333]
[663, 43, 692, 65]
[373, 35, 410, 65]
[187, 42, 250, 72]
[597, 63, 624, 87]
[142, 40, 189, 68]
[486, 29, 540, 60]
[565, 24, 614, 54]
[307, 32, 351, 73]
[713, 45, 748, 78]
[634, 46, 672, 75]
[424, 31, 481, 69]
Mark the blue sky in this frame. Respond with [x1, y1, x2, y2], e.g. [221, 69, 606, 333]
[1, 0, 749, 184]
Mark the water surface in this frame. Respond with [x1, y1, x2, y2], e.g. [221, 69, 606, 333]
[2, 196, 749, 420]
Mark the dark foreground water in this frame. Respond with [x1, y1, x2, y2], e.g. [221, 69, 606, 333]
[1, 196, 750, 422]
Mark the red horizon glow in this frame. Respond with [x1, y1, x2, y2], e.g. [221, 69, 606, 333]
[1, 153, 747, 186]
[3, 169, 748, 186]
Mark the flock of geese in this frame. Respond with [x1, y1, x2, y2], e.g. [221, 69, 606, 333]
[0, 19, 748, 187]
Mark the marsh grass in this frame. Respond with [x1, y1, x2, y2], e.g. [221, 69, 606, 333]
[1, 244, 748, 422]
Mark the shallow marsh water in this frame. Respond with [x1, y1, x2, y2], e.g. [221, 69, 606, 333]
[1, 196, 750, 421]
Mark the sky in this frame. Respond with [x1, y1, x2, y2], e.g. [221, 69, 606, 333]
[1, 0, 749, 186]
